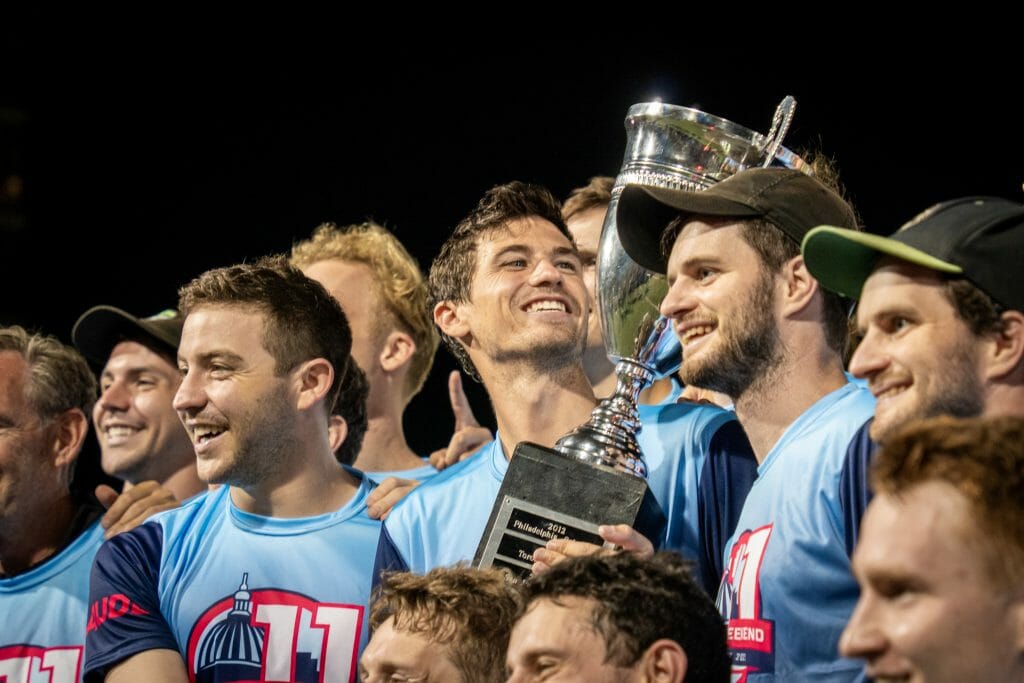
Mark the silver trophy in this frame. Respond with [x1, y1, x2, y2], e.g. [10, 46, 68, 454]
[554, 96, 808, 476]
[475, 98, 808, 577]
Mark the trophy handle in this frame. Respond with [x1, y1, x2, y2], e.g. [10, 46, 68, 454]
[760, 95, 797, 168]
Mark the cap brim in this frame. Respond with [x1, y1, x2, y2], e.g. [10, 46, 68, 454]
[802, 226, 964, 299]
[72, 305, 178, 366]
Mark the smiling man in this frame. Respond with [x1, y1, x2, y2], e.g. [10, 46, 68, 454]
[1, 326, 100, 682]
[84, 257, 380, 683]
[616, 167, 873, 680]
[375, 181, 754, 592]
[802, 196, 1024, 439]
[840, 415, 1024, 682]
[72, 307, 203, 502]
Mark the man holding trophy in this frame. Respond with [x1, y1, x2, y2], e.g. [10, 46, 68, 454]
[615, 166, 874, 681]
[374, 180, 753, 589]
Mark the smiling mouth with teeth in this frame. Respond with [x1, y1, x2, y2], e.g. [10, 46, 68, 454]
[526, 300, 568, 313]
[680, 324, 714, 345]
[193, 426, 226, 444]
[104, 425, 141, 438]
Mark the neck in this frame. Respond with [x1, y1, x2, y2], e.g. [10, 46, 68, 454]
[0, 492, 77, 577]
[583, 344, 617, 398]
[353, 413, 423, 473]
[230, 422, 359, 517]
[482, 361, 597, 460]
[984, 380, 1024, 419]
[128, 458, 206, 502]
[734, 343, 847, 462]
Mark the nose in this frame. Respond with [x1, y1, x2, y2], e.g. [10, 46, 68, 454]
[848, 328, 889, 380]
[528, 257, 565, 288]
[838, 594, 887, 662]
[659, 277, 697, 320]
[98, 379, 131, 412]
[172, 369, 205, 413]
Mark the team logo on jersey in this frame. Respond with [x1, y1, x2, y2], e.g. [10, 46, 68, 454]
[186, 573, 363, 683]
[0, 644, 82, 683]
[716, 524, 775, 681]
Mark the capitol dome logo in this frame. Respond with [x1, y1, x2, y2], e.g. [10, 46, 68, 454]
[186, 573, 363, 683]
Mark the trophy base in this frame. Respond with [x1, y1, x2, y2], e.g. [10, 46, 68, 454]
[473, 442, 666, 580]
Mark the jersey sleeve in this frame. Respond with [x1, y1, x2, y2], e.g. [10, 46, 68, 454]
[696, 419, 759, 596]
[84, 522, 179, 681]
[838, 420, 878, 558]
[372, 522, 410, 587]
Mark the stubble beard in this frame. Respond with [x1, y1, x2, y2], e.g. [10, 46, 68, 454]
[212, 383, 295, 490]
[869, 338, 985, 443]
[679, 272, 783, 401]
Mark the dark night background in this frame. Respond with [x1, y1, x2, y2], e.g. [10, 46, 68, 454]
[2, 26, 1020, 459]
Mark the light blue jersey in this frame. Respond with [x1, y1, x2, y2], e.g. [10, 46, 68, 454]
[85, 474, 381, 683]
[0, 519, 103, 683]
[716, 382, 875, 682]
[363, 461, 438, 485]
[377, 403, 756, 589]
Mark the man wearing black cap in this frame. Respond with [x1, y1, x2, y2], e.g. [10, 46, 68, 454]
[73, 306, 205, 503]
[803, 196, 1024, 440]
[615, 167, 875, 681]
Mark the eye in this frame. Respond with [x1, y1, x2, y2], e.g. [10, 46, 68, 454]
[209, 364, 232, 378]
[502, 258, 528, 269]
[556, 259, 579, 272]
[696, 267, 716, 281]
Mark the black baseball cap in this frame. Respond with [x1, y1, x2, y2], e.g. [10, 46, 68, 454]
[802, 196, 1024, 311]
[72, 306, 183, 367]
[615, 168, 858, 273]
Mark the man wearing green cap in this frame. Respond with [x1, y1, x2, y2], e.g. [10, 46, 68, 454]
[803, 196, 1024, 442]
[615, 167, 875, 682]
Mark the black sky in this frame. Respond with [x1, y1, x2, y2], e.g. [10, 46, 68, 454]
[2, 27, 1020, 452]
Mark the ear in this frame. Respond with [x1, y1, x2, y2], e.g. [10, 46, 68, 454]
[53, 407, 89, 471]
[434, 300, 471, 342]
[327, 414, 348, 453]
[379, 330, 416, 373]
[293, 358, 335, 412]
[778, 254, 819, 318]
[983, 310, 1024, 381]
[637, 639, 687, 683]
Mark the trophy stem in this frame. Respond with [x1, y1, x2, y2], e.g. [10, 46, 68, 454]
[553, 359, 654, 479]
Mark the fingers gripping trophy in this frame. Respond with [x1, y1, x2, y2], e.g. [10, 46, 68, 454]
[474, 97, 809, 578]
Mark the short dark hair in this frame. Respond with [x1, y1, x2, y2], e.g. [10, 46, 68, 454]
[562, 176, 614, 220]
[428, 181, 571, 382]
[332, 359, 368, 466]
[872, 415, 1024, 591]
[371, 567, 523, 683]
[178, 255, 352, 412]
[943, 277, 1007, 336]
[522, 552, 729, 683]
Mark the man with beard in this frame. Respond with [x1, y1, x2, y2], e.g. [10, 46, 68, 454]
[615, 167, 873, 681]
[375, 181, 755, 592]
[802, 196, 1024, 438]
[85, 257, 380, 683]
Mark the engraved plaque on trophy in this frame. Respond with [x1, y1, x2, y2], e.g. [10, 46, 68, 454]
[474, 97, 808, 580]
